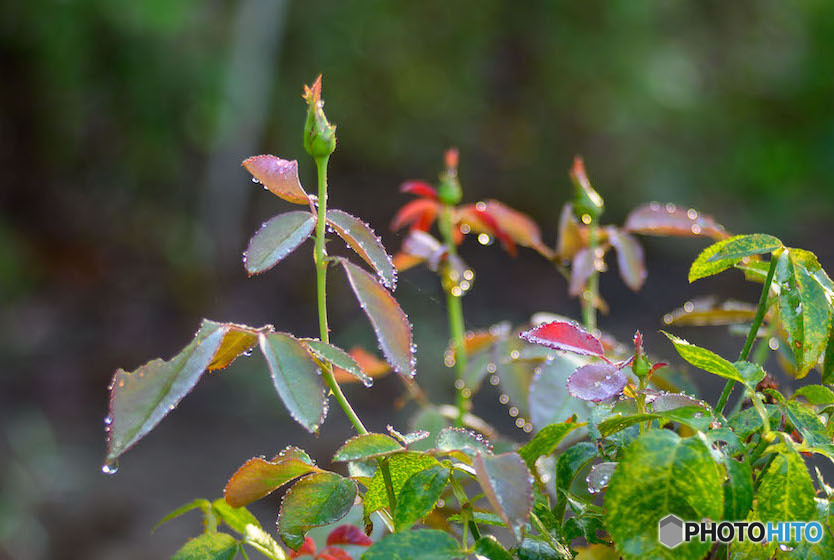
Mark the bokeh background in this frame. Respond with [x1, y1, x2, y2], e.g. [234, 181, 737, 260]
[3, 1, 834, 558]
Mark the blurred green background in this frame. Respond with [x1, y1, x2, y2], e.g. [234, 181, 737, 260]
[3, 1, 834, 558]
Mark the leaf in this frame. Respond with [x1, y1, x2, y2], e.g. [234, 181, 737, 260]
[340, 259, 415, 377]
[259, 333, 327, 433]
[726, 404, 782, 440]
[172, 532, 239, 560]
[556, 203, 586, 261]
[332, 347, 391, 385]
[242, 525, 287, 560]
[327, 209, 396, 289]
[390, 198, 440, 232]
[554, 442, 599, 518]
[278, 473, 357, 551]
[704, 233, 782, 263]
[567, 363, 628, 402]
[518, 421, 581, 467]
[517, 536, 573, 560]
[303, 340, 373, 387]
[603, 430, 724, 560]
[607, 229, 646, 291]
[722, 457, 753, 521]
[326, 525, 373, 547]
[596, 406, 716, 436]
[784, 401, 834, 458]
[648, 392, 710, 412]
[435, 427, 493, 458]
[360, 530, 461, 560]
[776, 249, 832, 378]
[363, 453, 440, 516]
[209, 324, 271, 371]
[528, 353, 592, 429]
[661, 331, 748, 385]
[663, 297, 757, 327]
[519, 321, 605, 358]
[244, 211, 317, 275]
[793, 385, 834, 405]
[332, 434, 404, 462]
[224, 455, 321, 508]
[152, 498, 211, 533]
[393, 465, 450, 530]
[751, 449, 816, 524]
[243, 155, 309, 205]
[474, 535, 513, 560]
[689, 236, 755, 282]
[458, 200, 554, 259]
[586, 461, 617, 494]
[473, 452, 532, 540]
[569, 248, 596, 297]
[623, 203, 728, 239]
[212, 499, 261, 534]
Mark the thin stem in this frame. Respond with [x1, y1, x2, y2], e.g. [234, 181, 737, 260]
[715, 255, 779, 415]
[439, 205, 468, 428]
[313, 155, 368, 435]
[581, 221, 600, 332]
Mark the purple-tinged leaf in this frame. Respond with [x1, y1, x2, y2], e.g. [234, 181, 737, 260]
[520, 321, 606, 359]
[243, 155, 310, 205]
[339, 259, 415, 378]
[224, 453, 322, 508]
[569, 248, 595, 297]
[327, 209, 396, 290]
[624, 202, 728, 239]
[259, 332, 327, 433]
[567, 363, 627, 402]
[645, 391, 709, 412]
[244, 211, 316, 276]
[473, 452, 533, 541]
[608, 228, 646, 291]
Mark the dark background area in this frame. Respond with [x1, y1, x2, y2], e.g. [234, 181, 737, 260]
[2, 1, 834, 558]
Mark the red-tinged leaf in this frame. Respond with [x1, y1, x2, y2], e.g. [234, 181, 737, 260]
[400, 180, 438, 200]
[473, 452, 533, 541]
[459, 200, 554, 259]
[224, 455, 322, 508]
[390, 198, 439, 231]
[326, 525, 373, 547]
[259, 332, 327, 433]
[303, 340, 373, 387]
[392, 251, 425, 272]
[326, 209, 396, 289]
[332, 347, 391, 384]
[289, 537, 317, 558]
[566, 363, 628, 402]
[519, 321, 606, 359]
[340, 259, 415, 378]
[623, 202, 728, 239]
[244, 211, 317, 276]
[318, 548, 353, 560]
[106, 320, 265, 465]
[243, 155, 310, 205]
[556, 203, 587, 261]
[608, 228, 646, 291]
[456, 203, 517, 256]
[569, 248, 595, 297]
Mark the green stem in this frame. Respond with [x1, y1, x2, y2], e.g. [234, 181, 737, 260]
[439, 205, 468, 428]
[582, 222, 600, 332]
[313, 155, 368, 436]
[715, 256, 779, 415]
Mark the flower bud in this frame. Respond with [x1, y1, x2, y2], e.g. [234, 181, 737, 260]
[570, 156, 603, 222]
[302, 75, 337, 160]
[632, 331, 651, 379]
[437, 148, 462, 205]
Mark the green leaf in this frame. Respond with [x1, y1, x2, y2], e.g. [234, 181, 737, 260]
[435, 427, 493, 458]
[704, 234, 782, 263]
[661, 331, 747, 385]
[689, 237, 743, 282]
[776, 249, 832, 378]
[303, 339, 373, 387]
[733, 361, 767, 387]
[473, 535, 513, 560]
[332, 433, 404, 462]
[223, 454, 321, 508]
[596, 406, 716, 437]
[278, 472, 357, 550]
[364, 452, 440, 516]
[554, 442, 598, 518]
[447, 511, 505, 527]
[784, 401, 834, 458]
[793, 385, 834, 405]
[340, 259, 415, 378]
[360, 530, 461, 560]
[604, 430, 723, 560]
[327, 209, 396, 290]
[516, 537, 573, 560]
[211, 499, 260, 534]
[518, 421, 581, 467]
[726, 404, 782, 440]
[243, 211, 316, 275]
[242, 525, 287, 560]
[823, 328, 834, 384]
[750, 449, 816, 524]
[152, 498, 211, 533]
[393, 465, 450, 530]
[722, 458, 753, 521]
[172, 532, 239, 560]
[473, 452, 532, 540]
[259, 332, 326, 433]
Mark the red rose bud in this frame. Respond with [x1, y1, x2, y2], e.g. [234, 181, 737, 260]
[632, 330, 651, 379]
[303, 75, 337, 159]
[437, 148, 462, 205]
[570, 156, 604, 222]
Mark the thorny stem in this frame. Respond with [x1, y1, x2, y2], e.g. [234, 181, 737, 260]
[715, 256, 779, 415]
[313, 156, 368, 436]
[582, 221, 600, 332]
[439, 204, 468, 428]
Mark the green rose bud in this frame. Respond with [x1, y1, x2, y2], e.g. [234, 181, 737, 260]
[570, 156, 603, 223]
[437, 148, 462, 205]
[302, 75, 337, 160]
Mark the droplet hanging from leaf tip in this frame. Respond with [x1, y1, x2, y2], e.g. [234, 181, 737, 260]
[101, 460, 119, 475]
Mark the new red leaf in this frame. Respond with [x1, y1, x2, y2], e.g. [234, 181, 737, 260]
[326, 525, 373, 547]
[624, 203, 728, 240]
[390, 198, 440, 231]
[519, 321, 606, 359]
[243, 155, 310, 205]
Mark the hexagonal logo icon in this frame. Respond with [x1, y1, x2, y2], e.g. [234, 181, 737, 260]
[658, 514, 684, 548]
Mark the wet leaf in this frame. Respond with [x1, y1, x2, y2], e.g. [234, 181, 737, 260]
[723, 457, 753, 522]
[393, 465, 450, 530]
[604, 430, 723, 560]
[332, 433, 404, 462]
[567, 363, 628, 402]
[458, 200, 553, 259]
[211, 499, 261, 534]
[518, 421, 581, 467]
[327, 209, 396, 290]
[390, 198, 440, 231]
[326, 525, 373, 547]
[364, 453, 439, 516]
[520, 321, 605, 358]
[259, 332, 327, 433]
[244, 211, 317, 275]
[278, 473, 357, 551]
[529, 353, 592, 429]
[209, 324, 271, 371]
[303, 340, 373, 387]
[473, 452, 532, 540]
[360, 530, 461, 560]
[648, 392, 709, 412]
[554, 442, 599, 518]
[224, 453, 321, 508]
[243, 155, 310, 205]
[793, 385, 834, 406]
[435, 427, 493, 458]
[607, 229, 646, 291]
[586, 461, 616, 494]
[340, 259, 415, 378]
[663, 297, 756, 327]
[726, 404, 781, 440]
[784, 401, 834, 458]
[624, 203, 727, 240]
[750, 449, 816, 525]
[704, 233, 782, 263]
[172, 532, 238, 560]
[596, 406, 717, 436]
[242, 525, 286, 560]
[661, 331, 749, 385]
[332, 347, 391, 385]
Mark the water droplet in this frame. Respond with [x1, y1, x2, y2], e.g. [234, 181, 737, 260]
[691, 224, 702, 235]
[104, 416, 112, 426]
[487, 363, 497, 374]
[499, 394, 510, 404]
[510, 350, 520, 360]
[454, 379, 465, 390]
[666, 203, 676, 213]
[649, 201, 660, 211]
[768, 338, 779, 350]
[515, 418, 525, 428]
[687, 209, 698, 219]
[489, 375, 500, 385]
[101, 461, 119, 475]
[581, 213, 592, 225]
[683, 301, 694, 313]
[509, 407, 519, 417]
[476, 201, 486, 211]
[251, 177, 259, 183]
